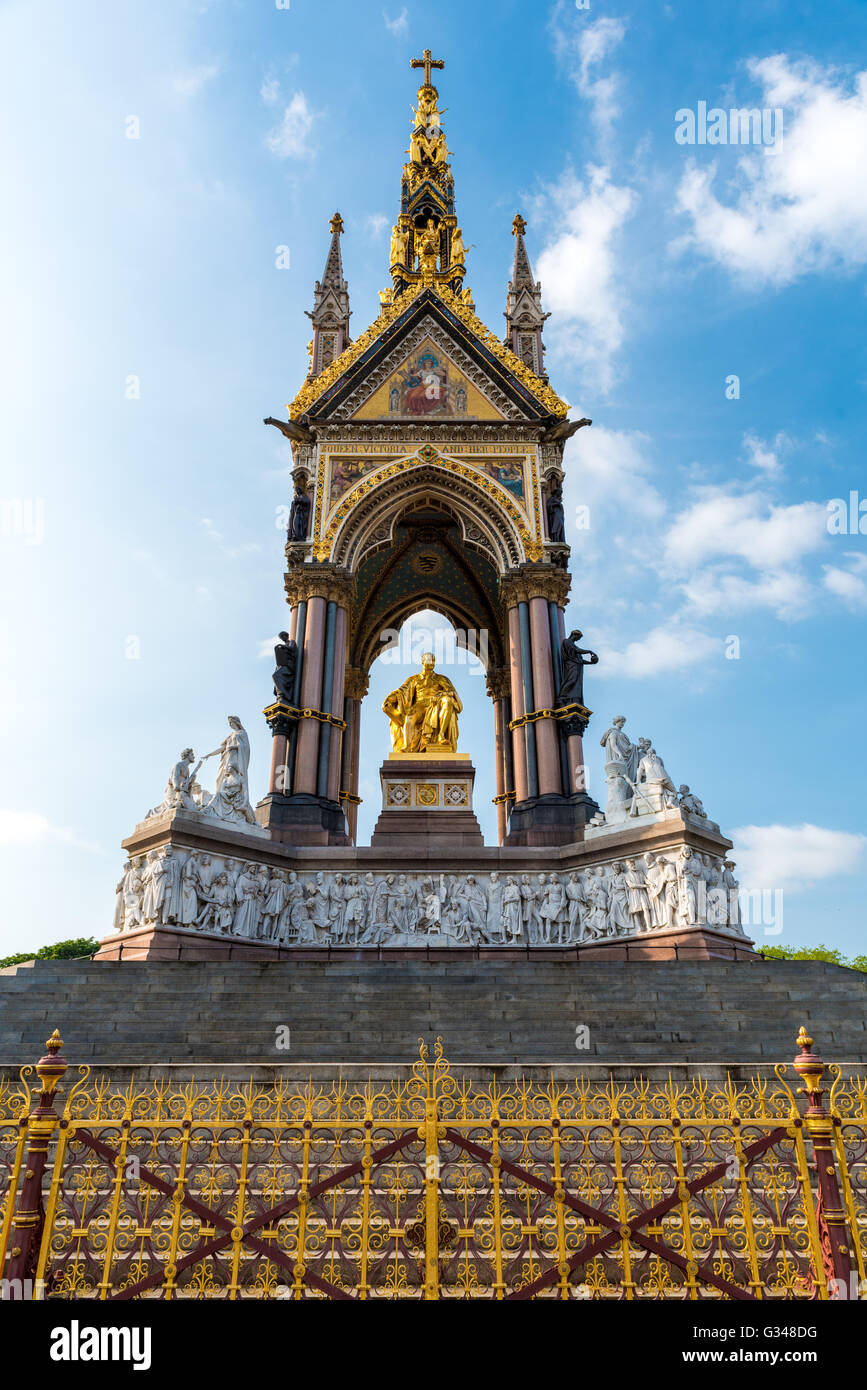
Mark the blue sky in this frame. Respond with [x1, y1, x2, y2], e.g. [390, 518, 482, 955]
[1, 0, 865, 956]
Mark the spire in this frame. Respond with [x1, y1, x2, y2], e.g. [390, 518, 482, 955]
[387, 51, 468, 299]
[307, 211, 352, 377]
[504, 214, 550, 381]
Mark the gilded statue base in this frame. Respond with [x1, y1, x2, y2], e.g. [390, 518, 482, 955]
[371, 755, 484, 849]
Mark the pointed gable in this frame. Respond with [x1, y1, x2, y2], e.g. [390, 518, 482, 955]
[289, 285, 568, 424]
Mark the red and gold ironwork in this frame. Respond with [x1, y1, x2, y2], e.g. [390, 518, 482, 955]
[1, 1029, 864, 1300]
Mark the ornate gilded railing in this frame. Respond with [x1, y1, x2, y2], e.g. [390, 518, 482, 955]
[1, 1029, 865, 1300]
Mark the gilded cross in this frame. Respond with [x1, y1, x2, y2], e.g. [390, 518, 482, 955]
[411, 49, 444, 87]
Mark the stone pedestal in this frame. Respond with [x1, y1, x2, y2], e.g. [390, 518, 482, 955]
[256, 791, 349, 847]
[370, 753, 484, 849]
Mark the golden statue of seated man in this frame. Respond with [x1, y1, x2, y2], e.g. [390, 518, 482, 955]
[383, 653, 462, 754]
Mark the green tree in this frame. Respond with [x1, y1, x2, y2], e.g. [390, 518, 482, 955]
[0, 937, 99, 971]
[762, 943, 866, 972]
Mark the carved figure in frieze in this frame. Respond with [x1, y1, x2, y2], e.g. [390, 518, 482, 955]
[458, 875, 487, 942]
[178, 855, 200, 928]
[277, 872, 308, 944]
[486, 872, 504, 943]
[643, 853, 667, 931]
[657, 855, 678, 929]
[211, 875, 235, 934]
[306, 873, 332, 937]
[519, 874, 537, 946]
[152, 848, 182, 926]
[502, 876, 522, 940]
[343, 875, 367, 945]
[539, 874, 565, 944]
[565, 871, 585, 942]
[623, 859, 651, 935]
[586, 861, 614, 939]
[328, 874, 347, 938]
[608, 863, 632, 936]
[233, 865, 262, 939]
[676, 848, 702, 927]
[262, 870, 288, 941]
[722, 860, 742, 931]
[361, 876, 391, 945]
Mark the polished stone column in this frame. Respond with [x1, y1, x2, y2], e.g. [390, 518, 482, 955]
[294, 594, 326, 795]
[529, 595, 561, 796]
[507, 604, 529, 802]
[315, 600, 338, 798]
[326, 604, 348, 802]
[517, 600, 539, 799]
[342, 666, 368, 845]
[487, 666, 511, 846]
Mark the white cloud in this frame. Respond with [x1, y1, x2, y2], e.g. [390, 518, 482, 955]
[823, 552, 867, 608]
[732, 823, 867, 890]
[674, 57, 867, 285]
[680, 566, 813, 619]
[550, 9, 627, 145]
[601, 624, 719, 678]
[0, 810, 96, 851]
[565, 425, 664, 522]
[365, 213, 388, 239]
[265, 91, 316, 160]
[743, 430, 788, 476]
[664, 490, 827, 571]
[576, 17, 627, 142]
[383, 7, 409, 36]
[260, 76, 281, 108]
[537, 167, 636, 394]
[172, 64, 220, 98]
[663, 487, 828, 620]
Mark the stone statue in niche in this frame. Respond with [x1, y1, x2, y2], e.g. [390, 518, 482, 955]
[546, 486, 566, 543]
[273, 633, 298, 705]
[288, 485, 311, 541]
[390, 223, 409, 267]
[556, 630, 599, 708]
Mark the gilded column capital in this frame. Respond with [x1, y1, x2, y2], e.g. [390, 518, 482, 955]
[344, 665, 370, 701]
[284, 564, 356, 609]
[499, 564, 571, 609]
[486, 666, 511, 702]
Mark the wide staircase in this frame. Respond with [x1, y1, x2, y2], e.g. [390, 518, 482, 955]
[1, 957, 865, 1074]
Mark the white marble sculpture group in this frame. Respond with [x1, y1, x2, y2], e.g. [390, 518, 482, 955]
[596, 717, 715, 827]
[114, 850, 744, 947]
[145, 718, 266, 835]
